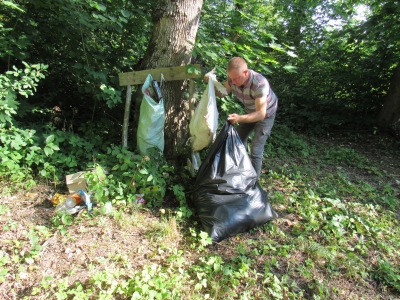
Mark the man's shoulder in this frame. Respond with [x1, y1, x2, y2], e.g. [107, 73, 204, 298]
[250, 70, 268, 87]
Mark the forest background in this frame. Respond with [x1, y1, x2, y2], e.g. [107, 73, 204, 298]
[0, 0, 399, 299]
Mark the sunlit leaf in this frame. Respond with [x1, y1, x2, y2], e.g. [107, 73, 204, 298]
[283, 65, 298, 73]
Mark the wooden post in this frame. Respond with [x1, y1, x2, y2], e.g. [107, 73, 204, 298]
[122, 85, 132, 147]
[189, 78, 195, 119]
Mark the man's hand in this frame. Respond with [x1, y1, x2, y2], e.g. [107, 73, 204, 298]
[228, 113, 240, 124]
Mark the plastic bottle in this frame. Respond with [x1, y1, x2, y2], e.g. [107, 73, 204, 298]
[67, 193, 83, 206]
[54, 190, 92, 215]
[55, 192, 83, 214]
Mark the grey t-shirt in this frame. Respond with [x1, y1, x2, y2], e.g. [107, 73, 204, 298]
[228, 70, 278, 118]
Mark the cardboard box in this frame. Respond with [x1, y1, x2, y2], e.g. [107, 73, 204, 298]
[66, 171, 87, 194]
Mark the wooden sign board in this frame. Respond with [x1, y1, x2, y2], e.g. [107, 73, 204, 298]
[118, 64, 201, 86]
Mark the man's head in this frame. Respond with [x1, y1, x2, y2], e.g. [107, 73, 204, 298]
[227, 57, 249, 87]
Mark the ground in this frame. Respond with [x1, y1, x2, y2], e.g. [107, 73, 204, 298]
[0, 131, 399, 299]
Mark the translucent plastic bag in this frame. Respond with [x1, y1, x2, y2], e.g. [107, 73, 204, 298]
[189, 71, 219, 152]
[137, 74, 165, 155]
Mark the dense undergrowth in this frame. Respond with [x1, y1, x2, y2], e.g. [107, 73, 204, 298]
[0, 121, 399, 299]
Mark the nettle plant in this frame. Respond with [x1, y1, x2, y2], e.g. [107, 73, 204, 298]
[86, 146, 178, 209]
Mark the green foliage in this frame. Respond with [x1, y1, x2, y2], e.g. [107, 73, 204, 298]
[266, 124, 317, 157]
[85, 146, 174, 208]
[217, 95, 244, 124]
[373, 258, 400, 292]
[194, 0, 297, 80]
[172, 184, 194, 219]
[1, 0, 153, 140]
[322, 146, 367, 167]
[271, 0, 400, 133]
[377, 184, 399, 210]
[185, 64, 201, 75]
[0, 125, 58, 186]
[0, 62, 52, 186]
[0, 62, 47, 124]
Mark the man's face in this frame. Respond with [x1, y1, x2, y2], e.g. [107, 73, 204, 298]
[228, 68, 248, 87]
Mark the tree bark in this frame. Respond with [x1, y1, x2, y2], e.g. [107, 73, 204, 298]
[133, 0, 203, 160]
[377, 63, 400, 128]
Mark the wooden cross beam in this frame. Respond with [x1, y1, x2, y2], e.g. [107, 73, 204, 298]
[118, 64, 202, 147]
[118, 64, 201, 86]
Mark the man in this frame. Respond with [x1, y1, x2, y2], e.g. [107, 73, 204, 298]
[209, 57, 278, 177]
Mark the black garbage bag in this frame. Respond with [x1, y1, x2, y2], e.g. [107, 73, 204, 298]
[193, 121, 278, 243]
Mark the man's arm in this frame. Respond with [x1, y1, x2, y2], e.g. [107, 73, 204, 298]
[204, 75, 231, 97]
[228, 95, 267, 124]
[222, 80, 231, 95]
[213, 80, 231, 98]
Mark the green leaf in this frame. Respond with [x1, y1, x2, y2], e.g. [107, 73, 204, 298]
[43, 147, 53, 157]
[73, 63, 83, 69]
[30, 235, 39, 247]
[2, 1, 25, 12]
[121, 9, 131, 18]
[5, 91, 18, 109]
[259, 65, 272, 75]
[269, 42, 285, 52]
[90, 2, 106, 12]
[0, 114, 10, 123]
[61, 215, 73, 225]
[283, 65, 297, 73]
[10, 135, 24, 150]
[186, 64, 201, 75]
[50, 144, 60, 151]
[10, 152, 22, 161]
[133, 8, 145, 15]
[139, 169, 148, 175]
[45, 135, 55, 144]
[205, 51, 218, 60]
[119, 17, 128, 23]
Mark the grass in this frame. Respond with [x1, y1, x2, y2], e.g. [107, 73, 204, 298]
[0, 125, 399, 299]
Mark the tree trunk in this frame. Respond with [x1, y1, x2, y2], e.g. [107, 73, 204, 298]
[377, 63, 400, 127]
[133, 0, 203, 160]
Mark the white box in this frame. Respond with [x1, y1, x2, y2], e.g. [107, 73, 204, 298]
[66, 171, 87, 194]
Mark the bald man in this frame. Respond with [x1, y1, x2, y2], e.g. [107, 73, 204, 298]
[215, 57, 278, 177]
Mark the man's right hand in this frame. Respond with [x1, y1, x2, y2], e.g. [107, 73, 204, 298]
[227, 113, 240, 125]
